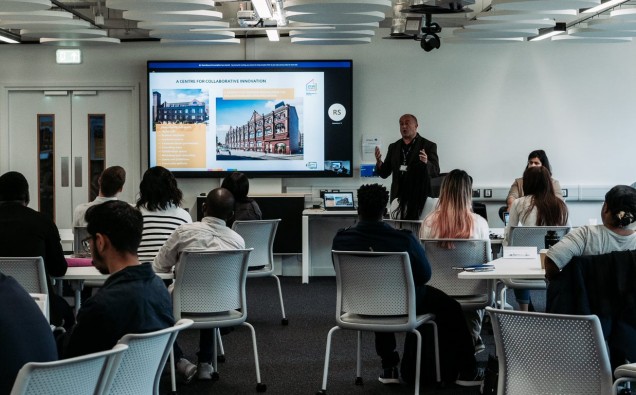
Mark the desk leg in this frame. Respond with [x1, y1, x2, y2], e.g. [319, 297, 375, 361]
[302, 215, 309, 284]
[69, 280, 84, 315]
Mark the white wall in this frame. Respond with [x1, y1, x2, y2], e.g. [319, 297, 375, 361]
[1, 31, 633, 227]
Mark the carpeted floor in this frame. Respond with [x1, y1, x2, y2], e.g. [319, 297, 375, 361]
[159, 276, 546, 394]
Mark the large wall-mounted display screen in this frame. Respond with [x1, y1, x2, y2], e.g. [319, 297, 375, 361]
[147, 60, 353, 178]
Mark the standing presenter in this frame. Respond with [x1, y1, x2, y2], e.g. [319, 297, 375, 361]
[375, 114, 440, 201]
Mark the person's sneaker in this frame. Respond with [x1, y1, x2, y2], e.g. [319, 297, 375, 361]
[176, 358, 197, 384]
[455, 367, 485, 387]
[378, 367, 400, 384]
[474, 336, 486, 354]
[197, 362, 214, 380]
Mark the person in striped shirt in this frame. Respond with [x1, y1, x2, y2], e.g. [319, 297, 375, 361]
[136, 166, 192, 263]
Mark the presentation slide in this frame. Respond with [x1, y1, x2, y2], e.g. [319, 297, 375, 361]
[149, 71, 325, 172]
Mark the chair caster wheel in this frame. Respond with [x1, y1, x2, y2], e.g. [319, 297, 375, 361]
[256, 383, 267, 392]
[211, 372, 220, 381]
[281, 318, 289, 326]
[316, 391, 326, 395]
[354, 377, 363, 386]
[217, 355, 225, 363]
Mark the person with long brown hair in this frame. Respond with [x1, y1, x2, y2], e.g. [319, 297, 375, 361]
[504, 165, 569, 311]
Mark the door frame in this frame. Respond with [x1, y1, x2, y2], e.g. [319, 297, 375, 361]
[0, 82, 141, 196]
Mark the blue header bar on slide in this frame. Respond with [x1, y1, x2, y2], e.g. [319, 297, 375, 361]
[148, 60, 352, 70]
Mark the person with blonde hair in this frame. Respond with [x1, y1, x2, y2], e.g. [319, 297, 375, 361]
[420, 169, 489, 241]
[419, 169, 489, 353]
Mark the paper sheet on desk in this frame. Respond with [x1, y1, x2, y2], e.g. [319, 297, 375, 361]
[503, 246, 537, 259]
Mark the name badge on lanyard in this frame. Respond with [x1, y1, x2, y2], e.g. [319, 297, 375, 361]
[399, 165, 408, 172]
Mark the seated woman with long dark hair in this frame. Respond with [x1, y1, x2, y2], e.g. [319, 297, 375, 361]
[504, 166, 569, 311]
[389, 162, 437, 220]
[221, 171, 262, 228]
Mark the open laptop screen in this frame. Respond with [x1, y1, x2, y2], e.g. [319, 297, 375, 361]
[323, 192, 355, 210]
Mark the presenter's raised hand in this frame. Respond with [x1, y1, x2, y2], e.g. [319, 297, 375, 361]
[375, 146, 383, 164]
[419, 149, 428, 164]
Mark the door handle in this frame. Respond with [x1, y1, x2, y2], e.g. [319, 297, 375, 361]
[61, 157, 69, 187]
[74, 157, 82, 187]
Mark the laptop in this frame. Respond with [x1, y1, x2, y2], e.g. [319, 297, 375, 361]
[323, 192, 356, 211]
[73, 226, 91, 257]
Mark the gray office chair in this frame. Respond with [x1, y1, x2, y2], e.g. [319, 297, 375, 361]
[172, 249, 266, 393]
[105, 319, 193, 395]
[231, 219, 287, 325]
[10, 344, 128, 395]
[501, 226, 571, 307]
[318, 251, 440, 395]
[487, 307, 636, 395]
[421, 239, 495, 310]
[383, 219, 423, 236]
[0, 256, 48, 295]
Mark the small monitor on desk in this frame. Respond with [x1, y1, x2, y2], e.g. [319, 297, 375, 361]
[323, 192, 355, 211]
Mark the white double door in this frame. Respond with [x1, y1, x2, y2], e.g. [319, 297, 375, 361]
[7, 88, 139, 229]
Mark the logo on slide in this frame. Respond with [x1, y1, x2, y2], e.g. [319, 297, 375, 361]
[328, 103, 346, 122]
[306, 79, 318, 95]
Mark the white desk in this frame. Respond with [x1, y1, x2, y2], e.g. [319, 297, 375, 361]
[301, 209, 357, 283]
[57, 266, 174, 314]
[457, 257, 544, 280]
[59, 228, 73, 252]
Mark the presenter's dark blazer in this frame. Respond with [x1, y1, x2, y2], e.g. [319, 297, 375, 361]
[376, 134, 440, 201]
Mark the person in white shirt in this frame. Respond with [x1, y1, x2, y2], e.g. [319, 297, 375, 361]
[153, 187, 244, 381]
[73, 166, 126, 227]
[136, 166, 192, 263]
[545, 185, 636, 279]
[419, 169, 489, 352]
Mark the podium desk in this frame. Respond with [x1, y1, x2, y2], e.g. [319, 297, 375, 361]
[302, 209, 358, 283]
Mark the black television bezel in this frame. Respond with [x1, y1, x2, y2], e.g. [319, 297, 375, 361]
[147, 59, 353, 178]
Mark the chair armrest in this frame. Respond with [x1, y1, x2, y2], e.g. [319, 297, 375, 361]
[614, 363, 636, 379]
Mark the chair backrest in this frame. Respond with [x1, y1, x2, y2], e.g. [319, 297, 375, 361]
[231, 219, 280, 269]
[332, 251, 416, 328]
[508, 226, 571, 249]
[421, 239, 493, 306]
[104, 319, 194, 395]
[0, 257, 48, 295]
[383, 219, 422, 236]
[487, 307, 614, 395]
[29, 293, 49, 322]
[10, 344, 128, 395]
[172, 249, 252, 319]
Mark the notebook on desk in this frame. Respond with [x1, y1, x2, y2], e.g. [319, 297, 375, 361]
[323, 192, 356, 211]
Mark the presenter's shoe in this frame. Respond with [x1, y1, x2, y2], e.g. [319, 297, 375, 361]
[378, 367, 400, 384]
[176, 358, 197, 384]
[197, 362, 215, 380]
[455, 367, 485, 387]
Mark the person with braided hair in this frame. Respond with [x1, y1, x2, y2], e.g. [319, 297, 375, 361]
[545, 185, 636, 280]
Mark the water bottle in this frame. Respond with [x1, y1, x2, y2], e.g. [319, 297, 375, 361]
[544, 230, 560, 249]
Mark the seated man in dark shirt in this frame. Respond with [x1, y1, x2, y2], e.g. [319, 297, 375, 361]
[0, 273, 58, 394]
[332, 184, 483, 387]
[0, 171, 72, 329]
[64, 201, 174, 358]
